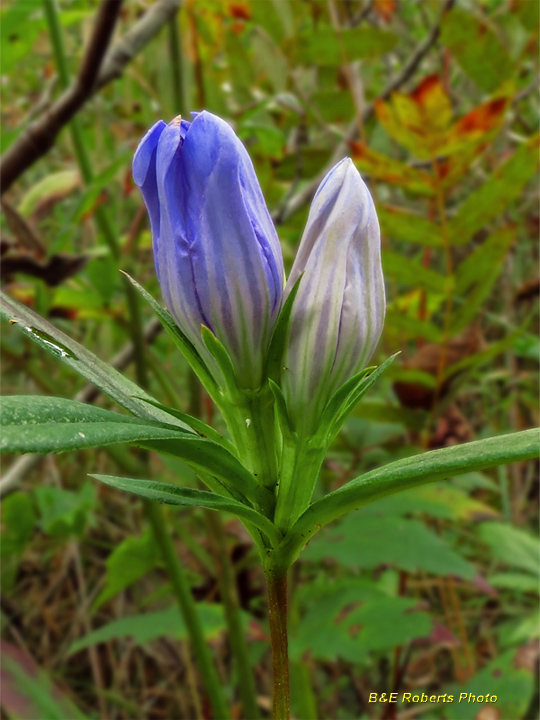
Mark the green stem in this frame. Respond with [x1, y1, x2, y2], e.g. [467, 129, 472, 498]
[43, 0, 147, 386]
[43, 5, 228, 718]
[43, 0, 70, 86]
[289, 661, 317, 720]
[264, 564, 290, 720]
[43, 0, 104, 189]
[168, 15, 185, 113]
[497, 464, 512, 522]
[289, 569, 318, 719]
[146, 501, 231, 720]
[100, 456, 229, 717]
[273, 440, 325, 534]
[206, 511, 261, 720]
[224, 386, 278, 517]
[122, 272, 147, 387]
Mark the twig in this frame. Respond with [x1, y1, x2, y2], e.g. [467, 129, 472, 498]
[19, 76, 58, 126]
[0, 318, 162, 498]
[351, 0, 377, 26]
[513, 74, 540, 104]
[272, 0, 456, 225]
[1, 0, 182, 193]
[96, 0, 182, 90]
[1, 0, 122, 192]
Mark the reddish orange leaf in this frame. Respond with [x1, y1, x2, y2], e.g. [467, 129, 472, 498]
[410, 74, 442, 107]
[455, 97, 508, 136]
[373, 0, 397, 22]
[228, 2, 251, 20]
[374, 75, 453, 158]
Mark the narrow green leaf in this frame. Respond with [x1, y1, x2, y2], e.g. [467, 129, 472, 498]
[318, 354, 399, 446]
[135, 396, 238, 456]
[268, 379, 295, 444]
[120, 272, 220, 400]
[313, 367, 373, 446]
[0, 291, 191, 431]
[0, 396, 190, 454]
[92, 474, 282, 547]
[0, 396, 263, 506]
[137, 435, 264, 507]
[266, 274, 302, 383]
[201, 325, 238, 394]
[279, 429, 539, 567]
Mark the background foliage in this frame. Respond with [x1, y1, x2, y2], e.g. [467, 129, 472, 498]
[1, 0, 538, 718]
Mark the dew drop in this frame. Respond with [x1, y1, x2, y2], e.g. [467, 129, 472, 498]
[22, 326, 75, 359]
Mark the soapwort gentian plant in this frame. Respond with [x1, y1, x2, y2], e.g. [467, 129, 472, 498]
[1, 111, 538, 720]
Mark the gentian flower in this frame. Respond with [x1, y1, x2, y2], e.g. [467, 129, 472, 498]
[282, 158, 385, 435]
[133, 111, 284, 389]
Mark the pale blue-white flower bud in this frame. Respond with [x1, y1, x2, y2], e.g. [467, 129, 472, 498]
[282, 158, 385, 435]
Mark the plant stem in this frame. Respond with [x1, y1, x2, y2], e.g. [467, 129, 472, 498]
[43, 0, 148, 387]
[264, 564, 290, 720]
[145, 501, 231, 720]
[274, 440, 325, 534]
[168, 14, 185, 113]
[289, 567, 318, 719]
[44, 8, 230, 718]
[205, 511, 261, 719]
[225, 387, 278, 516]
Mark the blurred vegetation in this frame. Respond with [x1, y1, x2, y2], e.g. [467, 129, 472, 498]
[1, 0, 538, 718]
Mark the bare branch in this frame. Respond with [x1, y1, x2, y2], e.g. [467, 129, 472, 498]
[351, 0, 377, 26]
[1, 0, 182, 194]
[513, 74, 540, 104]
[272, 0, 456, 224]
[0, 318, 162, 498]
[1, 0, 123, 193]
[96, 0, 182, 89]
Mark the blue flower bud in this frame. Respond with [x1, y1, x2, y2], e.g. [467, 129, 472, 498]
[133, 111, 284, 389]
[282, 158, 385, 435]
